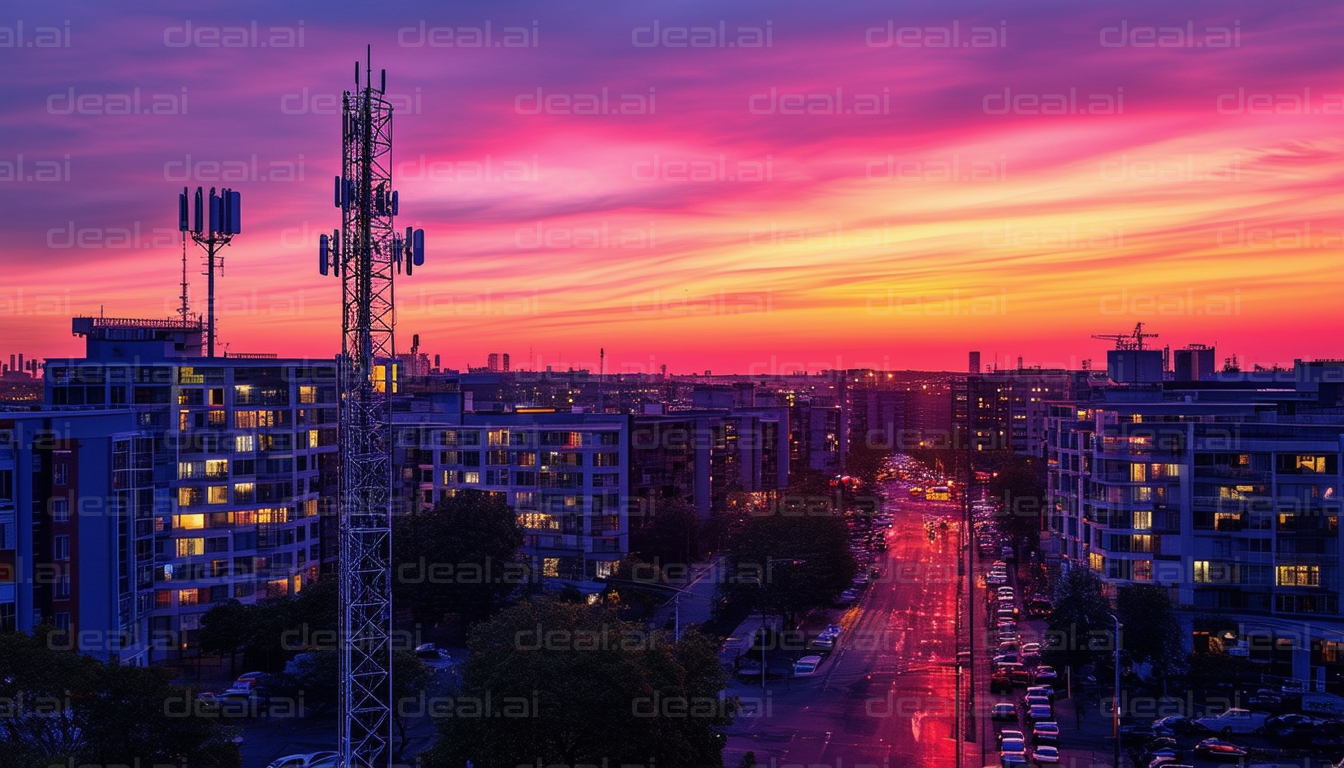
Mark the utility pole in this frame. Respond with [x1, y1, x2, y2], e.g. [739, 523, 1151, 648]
[1111, 613, 1122, 768]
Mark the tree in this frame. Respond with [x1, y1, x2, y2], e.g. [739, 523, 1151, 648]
[1043, 566, 1113, 675]
[420, 598, 732, 768]
[987, 454, 1047, 551]
[721, 507, 857, 629]
[630, 497, 702, 568]
[1116, 584, 1185, 692]
[391, 489, 527, 630]
[844, 437, 890, 486]
[199, 599, 252, 677]
[0, 628, 241, 768]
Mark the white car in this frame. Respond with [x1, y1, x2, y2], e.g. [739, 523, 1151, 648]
[1195, 707, 1268, 735]
[1031, 745, 1060, 764]
[793, 655, 823, 676]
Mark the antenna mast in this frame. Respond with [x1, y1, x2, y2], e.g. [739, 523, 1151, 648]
[177, 185, 241, 355]
[317, 47, 426, 768]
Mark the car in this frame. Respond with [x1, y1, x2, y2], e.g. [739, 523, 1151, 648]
[737, 659, 763, 678]
[822, 624, 843, 638]
[414, 643, 456, 669]
[1119, 724, 1157, 743]
[993, 703, 1018, 721]
[1011, 668, 1032, 686]
[793, 655, 823, 677]
[987, 573, 1009, 585]
[808, 635, 835, 651]
[1249, 688, 1284, 712]
[991, 669, 1013, 694]
[1152, 715, 1205, 737]
[1023, 695, 1051, 711]
[1032, 666, 1058, 685]
[1000, 755, 1029, 768]
[1026, 685, 1055, 703]
[1000, 738, 1027, 757]
[998, 729, 1025, 747]
[1020, 642, 1041, 655]
[1031, 745, 1060, 764]
[1031, 721, 1059, 745]
[1193, 738, 1248, 757]
[1195, 707, 1268, 735]
[1027, 704, 1052, 722]
[994, 653, 1020, 666]
[265, 752, 339, 768]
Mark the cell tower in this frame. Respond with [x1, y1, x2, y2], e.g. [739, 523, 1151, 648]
[317, 49, 425, 768]
[177, 186, 241, 356]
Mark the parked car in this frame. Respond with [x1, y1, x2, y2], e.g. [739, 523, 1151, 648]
[1032, 666, 1058, 685]
[1000, 738, 1027, 758]
[1152, 715, 1206, 737]
[793, 655, 823, 677]
[998, 728, 1025, 747]
[1031, 721, 1060, 745]
[1195, 708, 1268, 735]
[1119, 724, 1157, 743]
[808, 635, 835, 652]
[1031, 745, 1060, 765]
[1027, 704, 1052, 722]
[1193, 738, 1248, 758]
[993, 703, 1018, 721]
[991, 669, 1013, 694]
[1026, 685, 1055, 703]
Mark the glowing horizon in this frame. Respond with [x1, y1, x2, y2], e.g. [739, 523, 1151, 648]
[1, 0, 1341, 374]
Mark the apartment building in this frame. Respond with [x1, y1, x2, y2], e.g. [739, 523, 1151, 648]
[394, 392, 630, 584]
[1045, 375, 1344, 691]
[0, 411, 156, 664]
[42, 317, 339, 658]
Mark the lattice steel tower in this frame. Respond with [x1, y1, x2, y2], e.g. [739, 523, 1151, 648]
[318, 49, 425, 768]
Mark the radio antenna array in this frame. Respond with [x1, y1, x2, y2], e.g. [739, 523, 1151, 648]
[177, 185, 241, 355]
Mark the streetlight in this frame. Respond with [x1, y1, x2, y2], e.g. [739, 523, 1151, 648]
[1110, 613, 1122, 768]
[744, 557, 808, 692]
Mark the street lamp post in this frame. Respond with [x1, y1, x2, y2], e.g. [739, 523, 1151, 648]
[1110, 613, 1122, 768]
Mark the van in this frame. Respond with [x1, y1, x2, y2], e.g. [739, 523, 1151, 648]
[794, 655, 823, 677]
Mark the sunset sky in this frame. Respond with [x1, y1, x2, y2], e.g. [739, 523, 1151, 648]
[1, 0, 1340, 374]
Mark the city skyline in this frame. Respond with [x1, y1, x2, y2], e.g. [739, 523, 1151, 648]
[1, 0, 1341, 372]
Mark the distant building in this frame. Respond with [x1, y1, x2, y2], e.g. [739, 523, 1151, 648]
[969, 351, 981, 374]
[394, 393, 630, 584]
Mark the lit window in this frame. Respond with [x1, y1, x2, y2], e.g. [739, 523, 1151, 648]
[1133, 511, 1152, 530]
[1129, 464, 1147, 482]
[178, 589, 199, 605]
[175, 514, 205, 530]
[206, 459, 229, 478]
[1133, 560, 1152, 581]
[543, 558, 560, 577]
[1194, 560, 1210, 583]
[1297, 456, 1327, 473]
[1277, 564, 1320, 587]
[463, 472, 480, 484]
[235, 435, 255, 452]
[207, 486, 228, 504]
[176, 538, 204, 557]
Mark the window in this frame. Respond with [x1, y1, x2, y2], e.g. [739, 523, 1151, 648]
[53, 463, 68, 486]
[235, 435, 255, 453]
[463, 471, 480, 484]
[487, 429, 509, 446]
[205, 459, 229, 478]
[176, 537, 204, 557]
[1194, 560, 1211, 583]
[1132, 560, 1152, 581]
[1129, 464, 1147, 482]
[175, 514, 206, 530]
[178, 486, 203, 507]
[207, 486, 228, 505]
[234, 483, 255, 503]
[54, 535, 70, 560]
[50, 498, 69, 522]
[54, 612, 70, 630]
[1132, 510, 1151, 530]
[178, 588, 199, 606]
[1296, 456, 1327, 473]
[543, 558, 560, 577]
[299, 385, 317, 404]
[1277, 564, 1320, 587]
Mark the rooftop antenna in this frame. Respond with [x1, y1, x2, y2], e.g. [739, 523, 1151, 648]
[179, 229, 190, 321]
[317, 46, 425, 768]
[178, 184, 241, 356]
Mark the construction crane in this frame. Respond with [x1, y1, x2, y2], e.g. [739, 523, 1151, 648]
[317, 49, 426, 768]
[1091, 322, 1159, 350]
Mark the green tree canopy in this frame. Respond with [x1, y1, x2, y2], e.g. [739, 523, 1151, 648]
[421, 598, 732, 768]
[392, 489, 527, 629]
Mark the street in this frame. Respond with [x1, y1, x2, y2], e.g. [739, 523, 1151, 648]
[724, 493, 964, 768]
